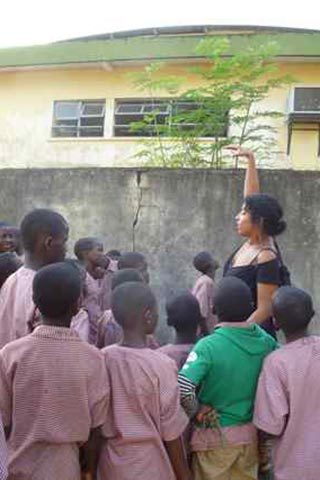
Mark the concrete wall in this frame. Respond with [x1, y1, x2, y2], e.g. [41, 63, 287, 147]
[0, 167, 319, 340]
[1, 62, 320, 169]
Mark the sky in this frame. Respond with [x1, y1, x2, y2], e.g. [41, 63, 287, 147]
[1, 0, 319, 48]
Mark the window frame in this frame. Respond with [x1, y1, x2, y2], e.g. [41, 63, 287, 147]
[52, 100, 106, 138]
[113, 98, 229, 139]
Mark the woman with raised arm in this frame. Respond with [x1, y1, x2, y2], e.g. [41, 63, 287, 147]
[223, 145, 287, 337]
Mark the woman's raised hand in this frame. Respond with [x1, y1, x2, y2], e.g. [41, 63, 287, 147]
[224, 144, 255, 159]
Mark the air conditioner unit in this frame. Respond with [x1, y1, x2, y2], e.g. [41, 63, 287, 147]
[289, 87, 320, 115]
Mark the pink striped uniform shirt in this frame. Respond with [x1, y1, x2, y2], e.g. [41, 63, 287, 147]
[98, 345, 188, 480]
[192, 274, 217, 332]
[0, 325, 109, 480]
[158, 343, 194, 370]
[0, 267, 39, 348]
[254, 336, 320, 480]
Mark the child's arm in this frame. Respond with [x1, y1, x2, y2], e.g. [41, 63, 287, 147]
[80, 427, 104, 480]
[178, 375, 218, 428]
[4, 425, 11, 440]
[164, 436, 192, 480]
[85, 353, 110, 479]
[0, 356, 12, 440]
[158, 361, 191, 479]
[254, 353, 288, 476]
[178, 373, 199, 417]
[257, 429, 276, 475]
[178, 339, 211, 417]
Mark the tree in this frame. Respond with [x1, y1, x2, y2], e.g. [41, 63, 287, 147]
[128, 38, 293, 168]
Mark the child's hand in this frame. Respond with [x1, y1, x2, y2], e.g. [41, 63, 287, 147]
[196, 404, 219, 428]
[258, 432, 273, 475]
[81, 474, 92, 480]
[259, 462, 272, 475]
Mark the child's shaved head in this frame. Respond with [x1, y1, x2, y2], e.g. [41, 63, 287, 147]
[213, 277, 254, 323]
[118, 252, 149, 284]
[33, 262, 81, 320]
[74, 237, 103, 261]
[166, 292, 202, 333]
[111, 268, 144, 291]
[193, 251, 219, 275]
[272, 286, 314, 335]
[111, 282, 157, 332]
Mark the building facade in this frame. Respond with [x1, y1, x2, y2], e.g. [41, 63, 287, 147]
[0, 25, 320, 169]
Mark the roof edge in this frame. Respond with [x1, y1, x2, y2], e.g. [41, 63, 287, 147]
[60, 24, 320, 43]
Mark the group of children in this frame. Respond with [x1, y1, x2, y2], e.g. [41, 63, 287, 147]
[0, 208, 318, 480]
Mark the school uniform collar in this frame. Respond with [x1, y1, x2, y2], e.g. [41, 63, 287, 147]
[283, 335, 319, 349]
[32, 325, 81, 341]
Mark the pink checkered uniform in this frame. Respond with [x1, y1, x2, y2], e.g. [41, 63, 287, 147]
[98, 259, 118, 311]
[158, 343, 194, 369]
[254, 336, 320, 480]
[192, 274, 217, 332]
[0, 267, 39, 348]
[98, 345, 188, 480]
[70, 308, 90, 342]
[0, 325, 109, 480]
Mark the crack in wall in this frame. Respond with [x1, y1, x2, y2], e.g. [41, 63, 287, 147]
[132, 170, 144, 251]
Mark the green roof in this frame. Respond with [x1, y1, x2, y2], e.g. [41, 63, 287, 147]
[1, 26, 320, 69]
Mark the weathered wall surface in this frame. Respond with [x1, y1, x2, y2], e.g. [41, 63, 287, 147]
[0, 167, 319, 340]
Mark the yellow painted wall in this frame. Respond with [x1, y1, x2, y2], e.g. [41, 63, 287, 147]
[0, 62, 319, 169]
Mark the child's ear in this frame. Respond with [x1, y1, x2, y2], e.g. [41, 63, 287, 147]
[44, 235, 54, 251]
[70, 299, 81, 317]
[272, 316, 280, 330]
[144, 306, 158, 331]
[144, 308, 153, 324]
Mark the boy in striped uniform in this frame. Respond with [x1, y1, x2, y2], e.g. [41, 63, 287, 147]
[0, 263, 109, 479]
[0, 209, 68, 347]
[254, 287, 320, 480]
[159, 292, 202, 369]
[98, 282, 191, 480]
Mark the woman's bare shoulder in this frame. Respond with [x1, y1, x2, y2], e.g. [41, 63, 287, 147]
[257, 249, 277, 264]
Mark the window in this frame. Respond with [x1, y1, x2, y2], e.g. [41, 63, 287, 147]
[292, 87, 320, 113]
[287, 88, 320, 155]
[114, 99, 228, 137]
[52, 100, 105, 137]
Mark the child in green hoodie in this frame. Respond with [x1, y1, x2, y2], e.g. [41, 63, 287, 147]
[178, 277, 277, 480]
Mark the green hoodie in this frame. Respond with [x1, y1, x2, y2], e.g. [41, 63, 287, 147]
[180, 324, 278, 427]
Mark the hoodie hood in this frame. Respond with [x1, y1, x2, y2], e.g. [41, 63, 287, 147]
[215, 324, 276, 356]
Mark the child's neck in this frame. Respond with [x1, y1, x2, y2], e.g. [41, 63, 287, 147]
[285, 328, 308, 344]
[85, 262, 95, 278]
[175, 332, 197, 345]
[24, 252, 47, 271]
[42, 316, 72, 328]
[121, 330, 148, 348]
[204, 269, 215, 280]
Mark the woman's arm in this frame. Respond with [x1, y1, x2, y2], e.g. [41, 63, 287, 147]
[225, 145, 260, 197]
[244, 152, 260, 198]
[247, 282, 278, 325]
[247, 250, 279, 325]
